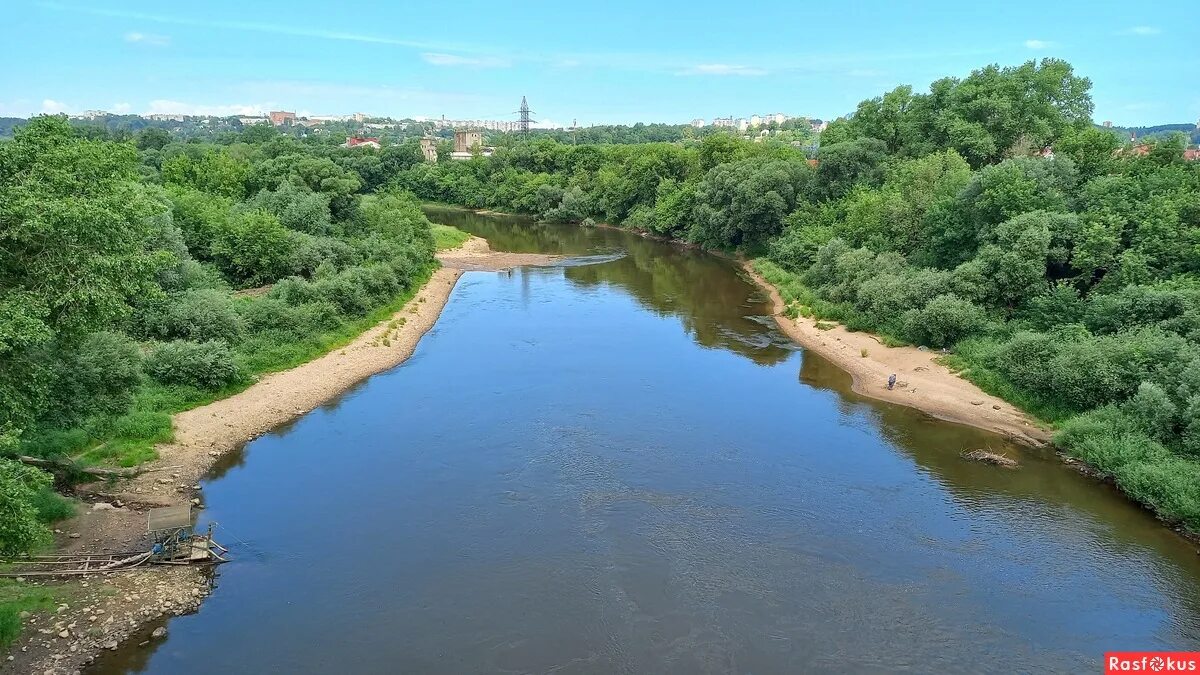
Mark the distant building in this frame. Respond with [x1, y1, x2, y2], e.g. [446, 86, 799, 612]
[419, 138, 438, 163]
[238, 116, 269, 126]
[269, 110, 296, 126]
[146, 113, 187, 122]
[1185, 148, 1200, 161]
[736, 118, 749, 132]
[454, 130, 483, 154]
[353, 112, 366, 123]
[342, 136, 381, 149]
[712, 117, 735, 128]
[449, 130, 493, 160]
[690, 118, 705, 128]
[71, 110, 109, 120]
[1103, 120, 1113, 128]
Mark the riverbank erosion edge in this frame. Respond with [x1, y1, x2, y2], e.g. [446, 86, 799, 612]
[742, 260, 1053, 447]
[2, 236, 561, 674]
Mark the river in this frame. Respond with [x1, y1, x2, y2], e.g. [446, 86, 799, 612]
[91, 208, 1200, 673]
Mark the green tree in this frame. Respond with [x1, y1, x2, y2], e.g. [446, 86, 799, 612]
[0, 459, 54, 556]
[212, 210, 297, 286]
[691, 159, 814, 250]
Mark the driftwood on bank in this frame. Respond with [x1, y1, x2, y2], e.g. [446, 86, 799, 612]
[12, 455, 180, 480]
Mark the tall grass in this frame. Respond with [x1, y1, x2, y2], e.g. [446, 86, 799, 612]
[431, 223, 470, 251]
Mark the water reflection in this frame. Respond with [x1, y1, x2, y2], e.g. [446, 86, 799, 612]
[433, 207, 794, 366]
[88, 208, 1200, 674]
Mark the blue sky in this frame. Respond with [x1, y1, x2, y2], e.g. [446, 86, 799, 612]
[3, 1, 1197, 127]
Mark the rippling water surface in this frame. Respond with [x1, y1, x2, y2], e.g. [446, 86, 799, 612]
[91, 209, 1200, 674]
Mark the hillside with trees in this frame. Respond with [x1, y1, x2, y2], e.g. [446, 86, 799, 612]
[390, 59, 1200, 532]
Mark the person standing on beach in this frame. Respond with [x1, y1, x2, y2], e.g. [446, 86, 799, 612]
[887, 374, 897, 390]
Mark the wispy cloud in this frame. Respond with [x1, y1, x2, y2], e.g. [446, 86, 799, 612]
[1122, 25, 1161, 36]
[124, 31, 170, 46]
[677, 64, 768, 77]
[1024, 39, 1056, 50]
[145, 99, 272, 116]
[420, 52, 510, 68]
[40, 99, 68, 114]
[37, 2, 457, 51]
[112, 102, 132, 113]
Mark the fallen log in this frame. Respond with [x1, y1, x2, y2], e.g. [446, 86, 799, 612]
[11, 455, 181, 480]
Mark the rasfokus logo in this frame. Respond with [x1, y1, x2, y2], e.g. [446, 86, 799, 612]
[1105, 652, 1200, 673]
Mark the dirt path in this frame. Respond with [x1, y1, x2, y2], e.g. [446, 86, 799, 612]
[743, 263, 1052, 447]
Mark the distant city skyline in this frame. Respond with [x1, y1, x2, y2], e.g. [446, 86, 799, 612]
[4, 1, 1198, 127]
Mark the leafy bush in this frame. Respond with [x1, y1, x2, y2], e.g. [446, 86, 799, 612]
[212, 209, 297, 286]
[901, 294, 988, 347]
[49, 332, 143, 425]
[145, 289, 243, 343]
[0, 459, 54, 556]
[145, 340, 241, 390]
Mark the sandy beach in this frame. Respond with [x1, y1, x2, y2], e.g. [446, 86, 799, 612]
[4, 236, 561, 675]
[743, 262, 1052, 447]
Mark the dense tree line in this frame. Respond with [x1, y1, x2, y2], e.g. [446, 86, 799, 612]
[0, 116, 438, 557]
[392, 58, 1200, 531]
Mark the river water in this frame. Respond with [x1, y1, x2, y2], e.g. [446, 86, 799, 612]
[92, 208, 1200, 673]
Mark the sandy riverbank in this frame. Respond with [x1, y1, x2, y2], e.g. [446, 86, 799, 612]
[742, 262, 1052, 447]
[436, 235, 566, 271]
[3, 236, 558, 675]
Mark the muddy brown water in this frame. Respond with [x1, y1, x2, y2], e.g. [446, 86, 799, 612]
[90, 207, 1200, 674]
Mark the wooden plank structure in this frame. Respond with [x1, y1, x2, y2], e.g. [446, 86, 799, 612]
[0, 506, 228, 577]
[147, 505, 228, 564]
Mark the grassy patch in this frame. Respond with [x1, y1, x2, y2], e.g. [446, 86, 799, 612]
[948, 338, 1074, 423]
[1056, 408, 1200, 531]
[431, 223, 470, 250]
[0, 580, 68, 650]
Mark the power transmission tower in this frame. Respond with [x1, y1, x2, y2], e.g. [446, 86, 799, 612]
[515, 96, 535, 139]
[570, 118, 578, 145]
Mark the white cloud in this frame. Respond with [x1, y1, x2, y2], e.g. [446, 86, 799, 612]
[677, 64, 768, 77]
[40, 99, 68, 114]
[1024, 39, 1055, 50]
[112, 102, 132, 113]
[420, 52, 510, 68]
[145, 99, 272, 116]
[124, 31, 170, 46]
[1123, 26, 1161, 36]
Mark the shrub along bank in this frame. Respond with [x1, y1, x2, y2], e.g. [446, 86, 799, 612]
[389, 59, 1200, 532]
